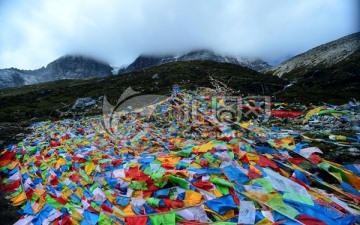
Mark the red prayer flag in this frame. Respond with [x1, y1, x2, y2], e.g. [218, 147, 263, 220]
[296, 215, 327, 225]
[0, 179, 21, 192]
[125, 216, 148, 225]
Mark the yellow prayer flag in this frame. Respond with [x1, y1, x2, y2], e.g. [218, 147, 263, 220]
[197, 141, 216, 153]
[246, 153, 259, 161]
[184, 190, 202, 207]
[71, 210, 84, 222]
[34, 188, 46, 196]
[61, 187, 73, 199]
[279, 168, 290, 178]
[240, 120, 252, 128]
[75, 187, 83, 197]
[8, 161, 19, 170]
[85, 162, 96, 175]
[56, 158, 67, 167]
[303, 107, 325, 124]
[123, 204, 136, 216]
[157, 156, 181, 166]
[10, 192, 27, 206]
[217, 209, 234, 221]
[213, 189, 223, 198]
[255, 218, 273, 225]
[329, 172, 342, 182]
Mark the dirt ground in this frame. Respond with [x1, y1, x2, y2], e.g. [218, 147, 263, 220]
[0, 191, 21, 224]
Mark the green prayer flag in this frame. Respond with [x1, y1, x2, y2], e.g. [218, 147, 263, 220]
[210, 177, 233, 188]
[155, 177, 168, 188]
[151, 170, 166, 180]
[318, 162, 331, 171]
[89, 183, 99, 192]
[283, 192, 314, 206]
[146, 197, 161, 207]
[10, 186, 24, 198]
[98, 212, 111, 225]
[28, 146, 38, 155]
[251, 178, 275, 193]
[130, 180, 148, 190]
[31, 193, 40, 202]
[228, 151, 234, 159]
[175, 149, 192, 157]
[143, 166, 152, 175]
[82, 173, 93, 184]
[64, 203, 76, 212]
[267, 195, 300, 219]
[203, 152, 215, 162]
[48, 157, 56, 164]
[212, 214, 222, 222]
[40, 162, 48, 171]
[98, 159, 111, 164]
[0, 164, 10, 172]
[90, 201, 101, 211]
[228, 139, 238, 145]
[169, 175, 189, 189]
[215, 184, 229, 195]
[41, 170, 48, 180]
[23, 154, 29, 162]
[149, 211, 176, 225]
[45, 194, 64, 209]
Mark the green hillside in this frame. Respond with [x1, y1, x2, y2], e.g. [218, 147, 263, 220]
[0, 60, 287, 122]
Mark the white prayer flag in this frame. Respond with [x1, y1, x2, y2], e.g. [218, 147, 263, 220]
[238, 200, 256, 224]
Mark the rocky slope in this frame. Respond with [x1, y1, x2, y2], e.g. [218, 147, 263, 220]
[0, 56, 113, 89]
[265, 32, 360, 78]
[118, 49, 270, 74]
[268, 32, 360, 104]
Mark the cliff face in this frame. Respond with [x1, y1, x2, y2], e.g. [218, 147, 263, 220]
[43, 55, 112, 81]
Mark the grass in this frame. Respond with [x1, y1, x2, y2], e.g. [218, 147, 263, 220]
[0, 60, 288, 122]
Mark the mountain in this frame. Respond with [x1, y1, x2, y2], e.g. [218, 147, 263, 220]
[269, 32, 360, 103]
[265, 32, 360, 78]
[1, 51, 269, 89]
[0, 55, 113, 89]
[41, 55, 113, 80]
[118, 49, 270, 74]
[0, 68, 41, 89]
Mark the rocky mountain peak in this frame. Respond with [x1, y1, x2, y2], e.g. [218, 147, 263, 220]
[0, 55, 113, 89]
[43, 55, 112, 80]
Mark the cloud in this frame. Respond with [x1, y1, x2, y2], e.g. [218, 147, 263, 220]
[0, 0, 359, 69]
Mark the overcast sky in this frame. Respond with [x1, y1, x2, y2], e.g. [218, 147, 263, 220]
[0, 0, 359, 69]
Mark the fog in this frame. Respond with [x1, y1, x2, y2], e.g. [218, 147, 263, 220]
[0, 0, 359, 69]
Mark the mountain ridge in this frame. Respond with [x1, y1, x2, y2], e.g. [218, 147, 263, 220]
[267, 32, 360, 104]
[0, 55, 113, 89]
[265, 32, 360, 78]
[0, 50, 271, 89]
[118, 49, 271, 74]
[1, 32, 359, 90]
